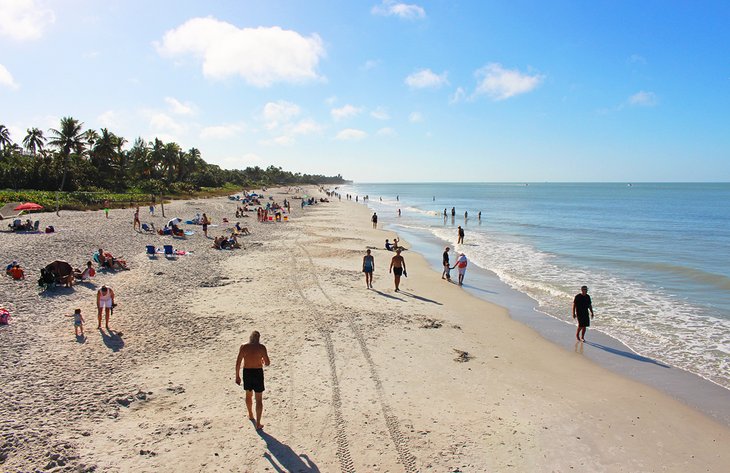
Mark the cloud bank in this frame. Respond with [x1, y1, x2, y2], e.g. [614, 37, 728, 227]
[474, 63, 544, 100]
[372, 1, 426, 20]
[405, 69, 448, 89]
[0, 0, 55, 41]
[0, 63, 18, 89]
[156, 17, 325, 87]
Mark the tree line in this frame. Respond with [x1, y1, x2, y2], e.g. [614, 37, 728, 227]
[0, 118, 347, 195]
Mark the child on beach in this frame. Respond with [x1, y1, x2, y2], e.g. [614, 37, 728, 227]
[66, 308, 85, 337]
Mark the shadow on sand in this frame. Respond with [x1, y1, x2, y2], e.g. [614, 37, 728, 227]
[99, 328, 125, 352]
[584, 341, 670, 368]
[397, 291, 443, 305]
[258, 429, 320, 472]
[372, 289, 405, 301]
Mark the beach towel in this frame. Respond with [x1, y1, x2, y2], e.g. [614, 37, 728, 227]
[184, 230, 195, 236]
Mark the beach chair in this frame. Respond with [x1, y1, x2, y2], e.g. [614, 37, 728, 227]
[92, 253, 100, 264]
[146, 245, 157, 257]
[163, 245, 175, 257]
[33, 220, 40, 232]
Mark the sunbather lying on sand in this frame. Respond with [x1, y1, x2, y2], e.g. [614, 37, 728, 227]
[97, 248, 129, 270]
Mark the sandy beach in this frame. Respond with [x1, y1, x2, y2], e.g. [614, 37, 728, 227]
[1, 187, 728, 472]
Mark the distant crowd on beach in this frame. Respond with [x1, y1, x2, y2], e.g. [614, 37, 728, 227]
[360, 194, 596, 342]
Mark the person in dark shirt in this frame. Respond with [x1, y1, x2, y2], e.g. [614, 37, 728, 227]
[442, 247, 451, 281]
[572, 285, 594, 341]
[457, 225, 464, 244]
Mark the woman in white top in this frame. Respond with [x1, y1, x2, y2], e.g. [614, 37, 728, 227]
[96, 285, 115, 330]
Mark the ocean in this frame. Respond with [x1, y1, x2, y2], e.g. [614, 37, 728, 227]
[341, 183, 730, 390]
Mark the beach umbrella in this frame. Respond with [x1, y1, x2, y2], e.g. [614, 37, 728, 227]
[168, 217, 182, 226]
[14, 202, 43, 211]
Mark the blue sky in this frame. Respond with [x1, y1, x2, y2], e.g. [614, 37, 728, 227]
[1, 0, 728, 182]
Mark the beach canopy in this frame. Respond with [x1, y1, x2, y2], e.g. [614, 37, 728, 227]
[168, 217, 182, 226]
[14, 202, 43, 211]
[0, 202, 22, 220]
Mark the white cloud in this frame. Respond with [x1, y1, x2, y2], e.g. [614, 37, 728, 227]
[405, 69, 448, 89]
[335, 128, 367, 141]
[291, 118, 323, 135]
[0, 63, 19, 89]
[376, 127, 396, 137]
[449, 87, 466, 104]
[272, 135, 294, 146]
[325, 96, 337, 106]
[155, 17, 325, 87]
[408, 112, 423, 123]
[262, 100, 301, 129]
[371, 1, 426, 20]
[0, 0, 55, 41]
[370, 107, 391, 120]
[474, 63, 544, 100]
[331, 104, 363, 121]
[628, 54, 647, 64]
[146, 111, 185, 136]
[97, 110, 118, 128]
[200, 122, 245, 140]
[628, 91, 657, 107]
[165, 97, 195, 115]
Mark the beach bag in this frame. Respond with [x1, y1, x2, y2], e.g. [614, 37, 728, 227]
[0, 308, 10, 325]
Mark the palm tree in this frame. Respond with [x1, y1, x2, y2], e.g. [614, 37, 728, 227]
[0, 125, 13, 151]
[83, 129, 99, 148]
[22, 127, 46, 156]
[48, 117, 85, 202]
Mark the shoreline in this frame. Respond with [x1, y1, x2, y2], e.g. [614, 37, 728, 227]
[390, 222, 730, 425]
[1, 188, 728, 471]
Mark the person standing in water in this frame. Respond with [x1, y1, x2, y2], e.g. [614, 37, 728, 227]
[371, 212, 378, 229]
[235, 330, 271, 430]
[457, 225, 464, 244]
[362, 249, 375, 288]
[453, 253, 468, 286]
[442, 247, 451, 281]
[572, 286, 594, 341]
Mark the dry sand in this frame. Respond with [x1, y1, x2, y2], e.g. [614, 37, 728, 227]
[0, 187, 728, 472]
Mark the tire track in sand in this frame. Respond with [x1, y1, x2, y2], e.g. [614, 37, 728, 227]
[296, 243, 418, 473]
[290, 253, 356, 473]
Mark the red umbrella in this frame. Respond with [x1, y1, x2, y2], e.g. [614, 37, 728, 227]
[14, 202, 43, 211]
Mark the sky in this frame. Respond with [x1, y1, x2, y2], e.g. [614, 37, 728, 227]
[1, 0, 729, 182]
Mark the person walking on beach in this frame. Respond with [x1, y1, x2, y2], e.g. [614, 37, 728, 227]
[202, 213, 211, 237]
[457, 225, 464, 244]
[573, 285, 594, 341]
[389, 249, 407, 292]
[363, 249, 375, 288]
[96, 285, 115, 330]
[235, 330, 271, 430]
[133, 207, 141, 231]
[104, 200, 110, 219]
[66, 308, 85, 337]
[371, 212, 378, 229]
[442, 247, 451, 281]
[453, 253, 468, 286]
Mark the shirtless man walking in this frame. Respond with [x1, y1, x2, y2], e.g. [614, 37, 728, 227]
[389, 248, 407, 292]
[235, 331, 271, 430]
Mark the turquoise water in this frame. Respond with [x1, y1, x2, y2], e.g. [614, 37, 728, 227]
[342, 183, 730, 389]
